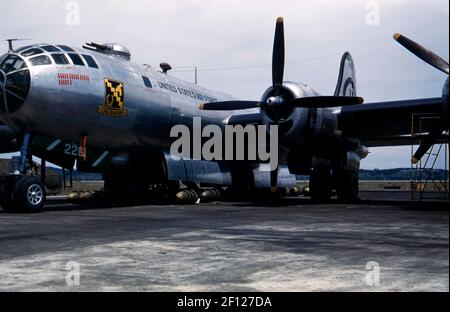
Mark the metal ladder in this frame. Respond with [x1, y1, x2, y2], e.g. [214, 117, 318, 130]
[410, 113, 449, 202]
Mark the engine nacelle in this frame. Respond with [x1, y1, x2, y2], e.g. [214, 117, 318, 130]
[260, 82, 340, 151]
[443, 77, 449, 125]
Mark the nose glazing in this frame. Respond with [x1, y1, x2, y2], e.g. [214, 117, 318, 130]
[0, 54, 30, 114]
[0, 79, 5, 113]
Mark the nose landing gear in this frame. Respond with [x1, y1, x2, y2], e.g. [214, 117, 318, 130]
[0, 133, 47, 213]
[0, 175, 46, 212]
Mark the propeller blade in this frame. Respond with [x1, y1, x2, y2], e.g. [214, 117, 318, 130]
[272, 17, 285, 87]
[288, 96, 364, 108]
[199, 101, 259, 111]
[270, 166, 278, 193]
[394, 33, 449, 75]
[411, 126, 445, 164]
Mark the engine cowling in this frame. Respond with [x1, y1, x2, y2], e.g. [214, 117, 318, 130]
[260, 82, 340, 151]
[443, 77, 449, 125]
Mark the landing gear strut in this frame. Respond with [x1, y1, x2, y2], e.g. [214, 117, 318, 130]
[309, 164, 360, 203]
[334, 169, 359, 202]
[309, 164, 332, 202]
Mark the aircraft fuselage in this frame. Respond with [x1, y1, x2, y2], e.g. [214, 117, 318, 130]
[0, 45, 252, 153]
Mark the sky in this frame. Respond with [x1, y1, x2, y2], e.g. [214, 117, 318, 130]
[0, 0, 449, 169]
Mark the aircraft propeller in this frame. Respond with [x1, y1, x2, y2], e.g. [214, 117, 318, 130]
[200, 17, 363, 191]
[393, 33, 449, 164]
[200, 17, 363, 112]
[393, 33, 449, 75]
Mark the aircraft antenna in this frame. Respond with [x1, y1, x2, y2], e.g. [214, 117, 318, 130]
[4, 38, 32, 52]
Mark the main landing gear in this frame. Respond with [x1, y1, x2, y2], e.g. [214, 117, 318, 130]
[0, 133, 47, 213]
[334, 168, 359, 202]
[309, 164, 359, 203]
[309, 164, 332, 202]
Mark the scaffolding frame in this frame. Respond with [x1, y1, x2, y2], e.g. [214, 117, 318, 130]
[410, 113, 449, 202]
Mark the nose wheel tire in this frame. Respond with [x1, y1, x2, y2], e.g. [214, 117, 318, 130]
[15, 176, 46, 212]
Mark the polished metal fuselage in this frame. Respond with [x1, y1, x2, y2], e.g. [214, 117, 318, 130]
[0, 45, 245, 153]
[0, 43, 328, 173]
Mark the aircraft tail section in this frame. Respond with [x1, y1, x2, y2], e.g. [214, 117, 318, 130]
[334, 52, 357, 97]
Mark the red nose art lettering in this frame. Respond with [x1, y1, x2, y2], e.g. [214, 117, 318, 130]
[57, 73, 90, 86]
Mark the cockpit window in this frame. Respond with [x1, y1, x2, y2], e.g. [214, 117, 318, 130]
[81, 54, 99, 68]
[21, 48, 44, 57]
[5, 70, 31, 98]
[57, 45, 75, 52]
[68, 53, 85, 66]
[51, 53, 70, 65]
[41, 45, 61, 52]
[30, 55, 52, 66]
[142, 76, 152, 88]
[0, 55, 27, 74]
[6, 92, 25, 113]
[0, 55, 30, 114]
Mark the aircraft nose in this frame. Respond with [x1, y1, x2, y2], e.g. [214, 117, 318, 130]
[0, 54, 30, 114]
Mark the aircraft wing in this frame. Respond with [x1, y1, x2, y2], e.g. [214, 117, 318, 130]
[338, 97, 445, 147]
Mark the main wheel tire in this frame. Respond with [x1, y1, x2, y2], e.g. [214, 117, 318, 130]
[310, 165, 332, 202]
[335, 170, 359, 203]
[13, 176, 46, 213]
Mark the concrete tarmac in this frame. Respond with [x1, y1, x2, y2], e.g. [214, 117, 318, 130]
[0, 191, 448, 291]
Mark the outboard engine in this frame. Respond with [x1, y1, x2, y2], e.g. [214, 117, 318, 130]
[443, 77, 449, 124]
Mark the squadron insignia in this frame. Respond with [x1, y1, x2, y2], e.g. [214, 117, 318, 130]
[97, 78, 127, 117]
